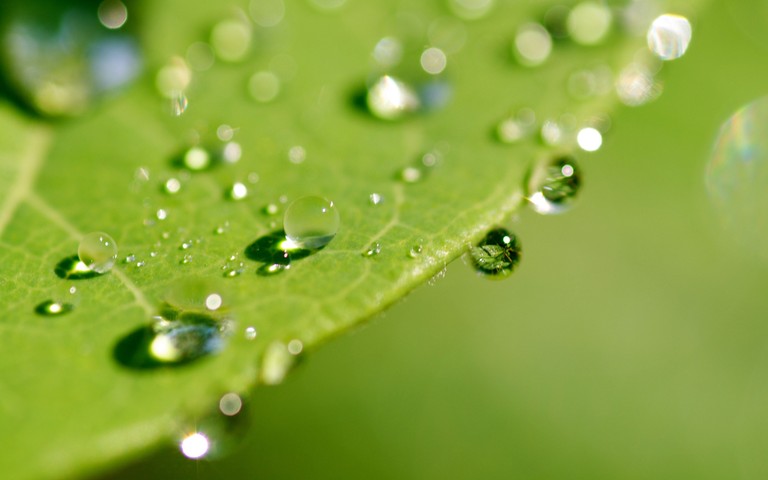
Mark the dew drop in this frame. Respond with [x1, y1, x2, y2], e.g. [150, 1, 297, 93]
[181, 254, 193, 264]
[210, 19, 252, 63]
[260, 341, 294, 385]
[363, 242, 382, 257]
[469, 228, 522, 279]
[513, 23, 553, 67]
[164, 178, 182, 194]
[249, 71, 280, 103]
[156, 209, 168, 221]
[366, 75, 420, 121]
[124, 254, 136, 263]
[647, 14, 692, 61]
[156, 57, 192, 98]
[135, 260, 146, 268]
[566, 2, 613, 46]
[245, 326, 257, 340]
[369, 193, 384, 205]
[214, 222, 230, 235]
[78, 232, 118, 274]
[496, 109, 537, 144]
[182, 146, 211, 171]
[287, 339, 304, 355]
[616, 62, 661, 107]
[527, 156, 582, 215]
[219, 393, 244, 417]
[217, 124, 236, 141]
[97, 0, 128, 30]
[400, 166, 423, 183]
[222, 142, 242, 164]
[283, 196, 340, 249]
[420, 47, 447, 75]
[263, 203, 280, 215]
[35, 300, 74, 316]
[180, 432, 210, 459]
[576, 127, 603, 152]
[226, 182, 248, 201]
[408, 242, 424, 258]
[288, 145, 306, 164]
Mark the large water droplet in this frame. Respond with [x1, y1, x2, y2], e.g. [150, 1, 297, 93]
[706, 96, 768, 260]
[647, 14, 691, 61]
[78, 232, 118, 274]
[283, 196, 340, 249]
[469, 228, 522, 279]
[513, 23, 552, 67]
[527, 156, 582, 215]
[366, 75, 420, 120]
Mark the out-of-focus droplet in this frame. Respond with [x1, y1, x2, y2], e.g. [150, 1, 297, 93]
[217, 124, 236, 141]
[170, 91, 188, 116]
[420, 47, 447, 75]
[366, 75, 420, 120]
[372, 37, 403, 68]
[35, 300, 74, 316]
[226, 182, 248, 201]
[288, 146, 306, 164]
[245, 326, 257, 340]
[448, 0, 495, 20]
[287, 339, 304, 355]
[211, 19, 252, 63]
[408, 242, 424, 258]
[222, 142, 242, 164]
[98, 0, 128, 30]
[513, 23, 553, 67]
[706, 96, 768, 261]
[527, 156, 582, 215]
[165, 279, 225, 313]
[183, 146, 211, 171]
[156, 57, 192, 98]
[260, 341, 294, 385]
[576, 127, 603, 152]
[647, 14, 692, 61]
[248, 71, 280, 103]
[469, 228, 522, 279]
[615, 62, 662, 106]
[250, 0, 285, 27]
[283, 196, 340, 249]
[180, 432, 210, 459]
[496, 108, 537, 144]
[566, 2, 613, 45]
[567, 65, 613, 100]
[369, 193, 383, 205]
[219, 393, 243, 416]
[78, 232, 118, 274]
[363, 243, 382, 257]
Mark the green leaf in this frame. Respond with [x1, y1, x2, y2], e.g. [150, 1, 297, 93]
[0, 0, 701, 478]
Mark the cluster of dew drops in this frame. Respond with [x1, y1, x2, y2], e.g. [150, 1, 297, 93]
[25, 0, 692, 459]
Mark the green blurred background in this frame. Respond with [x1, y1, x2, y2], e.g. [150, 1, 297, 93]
[100, 1, 768, 478]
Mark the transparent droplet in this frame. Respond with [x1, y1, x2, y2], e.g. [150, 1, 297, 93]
[527, 156, 582, 215]
[156, 57, 192, 98]
[245, 326, 257, 340]
[163, 178, 181, 195]
[366, 75, 420, 121]
[363, 243, 382, 257]
[372, 37, 402, 68]
[420, 47, 447, 75]
[288, 146, 306, 164]
[135, 260, 146, 268]
[647, 14, 692, 61]
[448, 0, 495, 20]
[147, 314, 226, 365]
[156, 209, 168, 221]
[181, 254, 193, 264]
[78, 232, 118, 274]
[408, 243, 424, 258]
[260, 341, 294, 385]
[98, 0, 128, 30]
[211, 19, 252, 63]
[287, 339, 303, 355]
[369, 193, 384, 205]
[249, 71, 280, 103]
[124, 254, 136, 263]
[217, 124, 236, 141]
[615, 62, 662, 106]
[183, 146, 211, 171]
[226, 182, 248, 201]
[249, 0, 285, 27]
[706, 96, 768, 261]
[514, 23, 552, 67]
[219, 393, 244, 417]
[35, 299, 74, 316]
[469, 228, 522, 279]
[180, 432, 210, 459]
[283, 196, 340, 249]
[263, 203, 280, 215]
[566, 2, 613, 46]
[576, 127, 603, 152]
[214, 222, 230, 235]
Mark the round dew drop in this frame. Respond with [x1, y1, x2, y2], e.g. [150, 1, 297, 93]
[469, 228, 522, 278]
[283, 196, 340, 249]
[78, 232, 118, 273]
[527, 156, 582, 215]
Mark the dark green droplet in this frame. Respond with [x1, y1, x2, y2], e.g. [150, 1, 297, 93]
[469, 228, 522, 279]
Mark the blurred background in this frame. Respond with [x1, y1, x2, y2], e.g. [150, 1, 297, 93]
[70, 0, 768, 478]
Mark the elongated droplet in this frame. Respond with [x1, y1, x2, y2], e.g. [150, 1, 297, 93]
[469, 228, 522, 279]
[35, 300, 74, 316]
[78, 232, 118, 273]
[283, 196, 340, 249]
[527, 156, 582, 214]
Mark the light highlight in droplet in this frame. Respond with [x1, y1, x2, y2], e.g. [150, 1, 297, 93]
[180, 432, 210, 459]
[420, 47, 447, 75]
[647, 14, 692, 61]
[576, 127, 603, 152]
[514, 23, 552, 67]
[366, 75, 420, 121]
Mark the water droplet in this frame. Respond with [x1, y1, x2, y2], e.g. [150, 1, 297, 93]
[647, 14, 692, 61]
[249, 71, 280, 103]
[217, 124, 236, 141]
[263, 203, 280, 215]
[288, 146, 306, 164]
[420, 47, 447, 75]
[244, 326, 257, 340]
[211, 19, 252, 63]
[163, 177, 182, 195]
[248, 172, 260, 184]
[372, 37, 403, 68]
[527, 156, 582, 215]
[369, 193, 384, 205]
[182, 146, 211, 171]
[706, 96, 768, 260]
[180, 240, 193, 250]
[283, 196, 340, 249]
[363, 242, 382, 257]
[124, 254, 136, 263]
[156, 209, 168, 221]
[287, 339, 304, 355]
[616, 62, 662, 106]
[496, 109, 537, 144]
[448, 0, 495, 20]
[408, 243, 424, 258]
[150, 251, 158, 258]
[566, 2, 613, 46]
[260, 341, 294, 385]
[226, 182, 248, 201]
[513, 23, 552, 67]
[180, 432, 210, 459]
[98, 0, 128, 30]
[135, 260, 146, 268]
[214, 222, 230, 235]
[366, 75, 420, 121]
[469, 228, 522, 279]
[576, 127, 603, 152]
[400, 166, 422, 183]
[78, 232, 118, 274]
[219, 393, 244, 417]
[181, 254, 193, 264]
[35, 300, 74, 316]
[156, 57, 192, 98]
[164, 279, 225, 313]
[249, 0, 285, 27]
[222, 142, 242, 164]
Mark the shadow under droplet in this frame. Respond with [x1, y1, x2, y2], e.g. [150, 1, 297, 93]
[244, 230, 317, 276]
[348, 84, 369, 116]
[54, 254, 98, 280]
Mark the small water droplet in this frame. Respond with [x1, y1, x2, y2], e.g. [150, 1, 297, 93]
[35, 300, 74, 316]
[221, 142, 242, 164]
[469, 228, 522, 279]
[408, 242, 424, 258]
[263, 203, 280, 215]
[496, 108, 537, 144]
[180, 432, 210, 459]
[163, 178, 182, 194]
[576, 127, 603, 152]
[287, 339, 304, 355]
[217, 124, 236, 141]
[226, 182, 248, 201]
[219, 393, 244, 417]
[180, 240, 193, 250]
[288, 146, 306, 164]
[244, 326, 257, 340]
[363, 242, 382, 257]
[210, 19, 252, 63]
[260, 341, 294, 385]
[135, 260, 146, 267]
[369, 193, 384, 205]
[156, 57, 192, 97]
[249, 71, 280, 103]
[372, 37, 403, 68]
[566, 2, 613, 46]
[283, 196, 340, 249]
[540, 115, 577, 146]
[169, 91, 188, 116]
[181, 254, 193, 264]
[156, 209, 168, 221]
[400, 166, 422, 183]
[214, 222, 230, 235]
[182, 146, 211, 171]
[78, 232, 118, 274]
[616, 62, 662, 106]
[420, 47, 447, 75]
[124, 254, 136, 263]
[647, 14, 692, 61]
[513, 23, 552, 67]
[98, 0, 128, 30]
[367, 75, 420, 121]
[527, 156, 582, 215]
